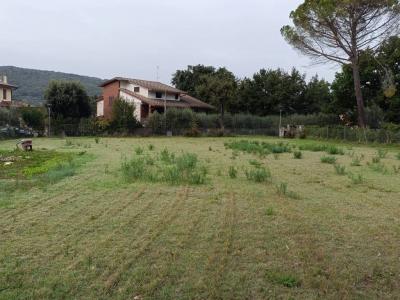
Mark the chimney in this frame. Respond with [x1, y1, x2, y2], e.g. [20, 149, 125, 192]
[1, 75, 7, 84]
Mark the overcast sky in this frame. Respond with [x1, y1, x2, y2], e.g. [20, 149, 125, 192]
[0, 0, 340, 84]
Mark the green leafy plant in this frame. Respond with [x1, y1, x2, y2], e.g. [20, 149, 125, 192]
[148, 144, 155, 151]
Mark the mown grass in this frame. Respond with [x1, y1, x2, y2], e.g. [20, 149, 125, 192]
[0, 136, 400, 299]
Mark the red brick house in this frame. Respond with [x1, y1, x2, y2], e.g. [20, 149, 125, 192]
[96, 77, 214, 123]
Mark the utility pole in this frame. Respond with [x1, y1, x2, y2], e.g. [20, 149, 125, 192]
[279, 109, 282, 137]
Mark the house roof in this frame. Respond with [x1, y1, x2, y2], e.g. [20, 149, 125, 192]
[100, 77, 183, 93]
[180, 94, 214, 109]
[120, 88, 214, 110]
[0, 82, 18, 89]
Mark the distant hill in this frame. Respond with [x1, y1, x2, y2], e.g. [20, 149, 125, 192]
[0, 66, 104, 105]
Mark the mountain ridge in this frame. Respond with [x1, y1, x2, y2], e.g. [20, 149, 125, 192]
[0, 66, 104, 105]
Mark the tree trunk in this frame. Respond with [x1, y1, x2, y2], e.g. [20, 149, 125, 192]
[219, 102, 225, 131]
[351, 62, 366, 128]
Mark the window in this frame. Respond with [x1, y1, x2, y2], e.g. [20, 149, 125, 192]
[175, 93, 179, 100]
[2, 89, 6, 100]
[134, 87, 140, 93]
[109, 96, 115, 106]
[155, 92, 163, 99]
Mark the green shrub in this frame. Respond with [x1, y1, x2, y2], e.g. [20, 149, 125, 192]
[94, 137, 100, 144]
[293, 151, 303, 159]
[228, 166, 238, 179]
[321, 156, 337, 164]
[396, 153, 400, 160]
[245, 167, 271, 183]
[148, 144, 155, 151]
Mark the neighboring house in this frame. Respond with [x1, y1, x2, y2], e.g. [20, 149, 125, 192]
[96, 77, 214, 122]
[0, 75, 18, 107]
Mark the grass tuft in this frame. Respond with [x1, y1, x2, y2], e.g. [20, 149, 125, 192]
[122, 151, 207, 185]
[334, 163, 346, 175]
[348, 172, 364, 184]
[293, 151, 303, 159]
[321, 156, 337, 164]
[245, 167, 271, 183]
[377, 149, 388, 159]
[228, 166, 238, 179]
[266, 271, 301, 288]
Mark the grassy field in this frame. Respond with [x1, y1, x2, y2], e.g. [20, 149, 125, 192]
[1, 136, 400, 299]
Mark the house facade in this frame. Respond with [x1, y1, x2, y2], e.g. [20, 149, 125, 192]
[96, 77, 214, 122]
[0, 76, 18, 107]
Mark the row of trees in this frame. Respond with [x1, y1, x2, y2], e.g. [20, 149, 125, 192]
[172, 38, 400, 126]
[172, 0, 400, 128]
[172, 65, 332, 117]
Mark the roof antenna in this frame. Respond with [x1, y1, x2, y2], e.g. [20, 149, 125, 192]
[156, 65, 160, 82]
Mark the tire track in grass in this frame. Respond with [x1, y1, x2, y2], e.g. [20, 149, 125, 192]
[103, 186, 190, 296]
[119, 188, 210, 298]
[0, 173, 94, 223]
[65, 189, 160, 271]
[203, 191, 237, 299]
[50, 188, 147, 261]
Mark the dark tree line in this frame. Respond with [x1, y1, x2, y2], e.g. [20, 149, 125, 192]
[172, 65, 332, 117]
[172, 36, 400, 126]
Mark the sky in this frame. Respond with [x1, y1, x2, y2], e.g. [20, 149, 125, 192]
[0, 0, 340, 84]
